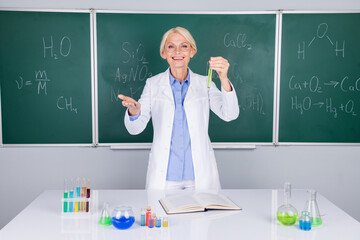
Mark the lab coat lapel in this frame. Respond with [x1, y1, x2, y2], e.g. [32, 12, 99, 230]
[159, 69, 174, 104]
[184, 69, 197, 104]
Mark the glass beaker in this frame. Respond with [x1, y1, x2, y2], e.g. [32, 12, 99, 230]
[111, 206, 135, 230]
[299, 211, 311, 231]
[277, 182, 298, 226]
[304, 190, 322, 227]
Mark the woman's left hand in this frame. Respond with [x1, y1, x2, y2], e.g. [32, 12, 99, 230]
[209, 56, 232, 92]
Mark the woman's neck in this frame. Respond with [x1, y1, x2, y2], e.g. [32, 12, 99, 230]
[170, 67, 188, 82]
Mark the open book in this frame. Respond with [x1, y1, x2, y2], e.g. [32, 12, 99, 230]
[159, 192, 241, 214]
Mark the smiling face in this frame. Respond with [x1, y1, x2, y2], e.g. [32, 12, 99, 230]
[161, 32, 196, 71]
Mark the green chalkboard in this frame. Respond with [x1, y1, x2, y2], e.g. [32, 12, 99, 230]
[0, 11, 92, 144]
[97, 13, 276, 143]
[279, 13, 360, 143]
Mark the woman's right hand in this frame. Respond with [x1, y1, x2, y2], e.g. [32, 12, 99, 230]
[118, 94, 141, 116]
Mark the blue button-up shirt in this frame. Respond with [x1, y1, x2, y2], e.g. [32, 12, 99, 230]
[166, 71, 194, 181]
[129, 70, 194, 181]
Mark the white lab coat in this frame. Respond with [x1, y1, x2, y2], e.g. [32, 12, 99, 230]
[124, 69, 239, 190]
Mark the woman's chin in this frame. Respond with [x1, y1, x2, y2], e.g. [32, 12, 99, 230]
[169, 63, 188, 69]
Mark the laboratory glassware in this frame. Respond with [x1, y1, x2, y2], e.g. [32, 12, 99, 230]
[304, 190, 322, 226]
[99, 202, 112, 226]
[111, 206, 135, 230]
[277, 182, 298, 226]
[299, 211, 311, 231]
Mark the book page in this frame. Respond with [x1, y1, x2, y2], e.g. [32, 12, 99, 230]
[161, 194, 203, 213]
[193, 192, 240, 209]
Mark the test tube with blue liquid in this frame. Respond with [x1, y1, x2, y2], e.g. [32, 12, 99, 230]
[68, 179, 74, 212]
[156, 216, 161, 228]
[140, 208, 146, 226]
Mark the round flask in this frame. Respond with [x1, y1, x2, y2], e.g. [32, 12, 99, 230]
[277, 182, 298, 226]
[111, 206, 135, 230]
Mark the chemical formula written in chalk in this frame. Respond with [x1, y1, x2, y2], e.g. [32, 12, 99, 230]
[114, 42, 153, 84]
[223, 32, 253, 50]
[15, 70, 51, 95]
[297, 23, 345, 59]
[287, 75, 360, 118]
[57, 96, 78, 114]
[43, 35, 72, 60]
[111, 42, 153, 102]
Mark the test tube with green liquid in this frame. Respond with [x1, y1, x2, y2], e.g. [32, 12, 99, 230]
[207, 67, 213, 88]
[63, 179, 68, 213]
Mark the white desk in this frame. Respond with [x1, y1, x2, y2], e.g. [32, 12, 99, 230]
[0, 189, 359, 240]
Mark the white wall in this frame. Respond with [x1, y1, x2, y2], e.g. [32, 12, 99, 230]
[1, 0, 360, 11]
[1, 0, 360, 230]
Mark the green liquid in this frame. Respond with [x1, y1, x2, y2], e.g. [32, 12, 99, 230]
[311, 217, 322, 226]
[63, 202, 68, 213]
[63, 192, 68, 213]
[99, 216, 112, 226]
[277, 212, 298, 226]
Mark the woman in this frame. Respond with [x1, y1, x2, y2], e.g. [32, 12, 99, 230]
[118, 27, 239, 190]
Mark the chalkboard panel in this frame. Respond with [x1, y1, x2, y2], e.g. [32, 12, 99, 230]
[0, 11, 92, 144]
[97, 13, 276, 143]
[279, 13, 360, 143]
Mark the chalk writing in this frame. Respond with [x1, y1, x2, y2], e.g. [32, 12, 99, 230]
[288, 75, 323, 93]
[110, 42, 152, 103]
[291, 96, 356, 118]
[297, 23, 345, 60]
[224, 32, 252, 50]
[289, 75, 360, 93]
[288, 74, 360, 118]
[57, 96, 78, 114]
[242, 92, 266, 115]
[114, 65, 152, 83]
[43, 35, 72, 60]
[35, 70, 51, 95]
[111, 86, 144, 102]
[121, 42, 147, 64]
[16, 71, 52, 95]
[114, 42, 153, 83]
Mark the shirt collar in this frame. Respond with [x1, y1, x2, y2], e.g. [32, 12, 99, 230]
[169, 68, 190, 85]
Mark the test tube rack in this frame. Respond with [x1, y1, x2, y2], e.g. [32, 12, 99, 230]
[62, 196, 93, 215]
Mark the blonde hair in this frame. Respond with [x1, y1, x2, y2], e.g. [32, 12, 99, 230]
[160, 27, 197, 58]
